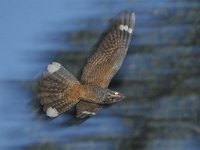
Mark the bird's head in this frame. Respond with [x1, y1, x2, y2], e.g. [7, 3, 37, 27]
[103, 89, 125, 104]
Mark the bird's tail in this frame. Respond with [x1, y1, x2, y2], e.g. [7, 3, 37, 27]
[38, 62, 80, 117]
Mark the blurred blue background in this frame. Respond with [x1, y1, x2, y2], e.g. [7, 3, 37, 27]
[0, 0, 200, 150]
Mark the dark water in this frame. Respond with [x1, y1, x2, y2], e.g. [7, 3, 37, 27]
[0, 0, 200, 150]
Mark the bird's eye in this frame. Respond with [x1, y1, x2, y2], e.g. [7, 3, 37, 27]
[114, 92, 119, 95]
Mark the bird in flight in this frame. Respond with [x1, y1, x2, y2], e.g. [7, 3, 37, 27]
[38, 11, 135, 118]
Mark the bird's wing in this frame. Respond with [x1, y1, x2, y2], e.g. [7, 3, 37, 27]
[76, 12, 135, 118]
[81, 11, 135, 88]
[76, 101, 101, 118]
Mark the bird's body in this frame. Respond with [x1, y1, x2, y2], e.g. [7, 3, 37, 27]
[38, 11, 135, 118]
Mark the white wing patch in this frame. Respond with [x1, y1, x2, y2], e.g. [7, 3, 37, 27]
[119, 24, 133, 34]
[128, 28, 133, 34]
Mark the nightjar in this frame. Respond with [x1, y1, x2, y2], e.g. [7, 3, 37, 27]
[38, 11, 135, 118]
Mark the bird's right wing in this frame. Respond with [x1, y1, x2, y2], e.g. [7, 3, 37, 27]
[76, 12, 135, 118]
[81, 11, 135, 88]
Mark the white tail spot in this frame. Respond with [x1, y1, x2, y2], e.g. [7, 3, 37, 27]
[46, 107, 58, 117]
[47, 62, 61, 74]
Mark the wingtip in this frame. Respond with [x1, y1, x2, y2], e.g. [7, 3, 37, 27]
[131, 12, 136, 23]
[131, 12, 136, 22]
[131, 12, 135, 17]
[118, 11, 135, 34]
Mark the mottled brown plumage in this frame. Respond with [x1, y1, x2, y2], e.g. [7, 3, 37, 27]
[38, 11, 135, 118]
